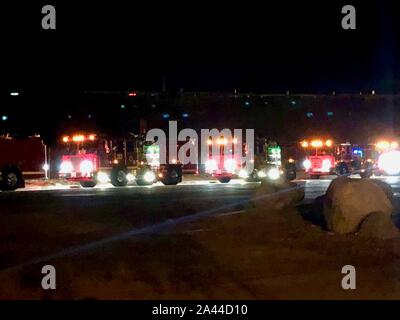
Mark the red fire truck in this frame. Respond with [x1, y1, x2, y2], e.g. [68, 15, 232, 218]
[300, 139, 373, 178]
[203, 136, 245, 183]
[58, 133, 182, 187]
[0, 135, 47, 191]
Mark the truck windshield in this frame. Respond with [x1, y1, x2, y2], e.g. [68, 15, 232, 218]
[63, 141, 98, 155]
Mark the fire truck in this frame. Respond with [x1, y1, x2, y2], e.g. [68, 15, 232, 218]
[238, 141, 297, 182]
[0, 135, 47, 191]
[203, 136, 245, 183]
[58, 133, 182, 187]
[368, 140, 400, 176]
[301, 139, 373, 178]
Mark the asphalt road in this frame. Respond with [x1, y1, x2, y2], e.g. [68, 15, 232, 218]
[3, 175, 400, 215]
[1, 175, 400, 271]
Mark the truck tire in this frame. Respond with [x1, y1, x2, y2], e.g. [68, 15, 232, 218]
[218, 177, 231, 183]
[1, 166, 23, 191]
[246, 170, 260, 182]
[111, 167, 128, 187]
[80, 181, 97, 188]
[285, 162, 297, 181]
[161, 168, 180, 185]
[360, 170, 372, 179]
[336, 162, 349, 176]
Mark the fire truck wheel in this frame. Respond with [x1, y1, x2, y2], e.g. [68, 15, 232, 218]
[161, 169, 180, 185]
[336, 162, 350, 176]
[80, 181, 97, 188]
[218, 177, 231, 183]
[111, 167, 128, 187]
[1, 167, 23, 191]
[360, 171, 372, 179]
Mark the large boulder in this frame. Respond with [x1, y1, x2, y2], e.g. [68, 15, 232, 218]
[358, 212, 399, 240]
[323, 177, 393, 234]
[369, 179, 394, 204]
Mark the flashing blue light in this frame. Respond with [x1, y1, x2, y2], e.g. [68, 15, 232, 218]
[327, 111, 334, 116]
[353, 149, 363, 156]
[182, 113, 189, 118]
[1, 115, 8, 121]
[244, 101, 250, 107]
[291, 100, 296, 105]
[162, 113, 170, 119]
[306, 112, 314, 118]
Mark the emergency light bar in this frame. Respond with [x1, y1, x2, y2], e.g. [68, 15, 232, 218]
[62, 134, 97, 143]
[301, 139, 334, 148]
[376, 140, 398, 151]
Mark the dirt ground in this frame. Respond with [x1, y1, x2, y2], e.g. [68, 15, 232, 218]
[1, 197, 400, 300]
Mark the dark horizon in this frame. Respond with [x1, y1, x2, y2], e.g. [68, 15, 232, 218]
[1, 1, 399, 93]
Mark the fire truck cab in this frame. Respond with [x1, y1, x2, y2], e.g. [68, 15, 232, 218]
[203, 136, 242, 183]
[301, 139, 373, 178]
[239, 141, 297, 182]
[0, 135, 47, 191]
[58, 133, 182, 187]
[370, 140, 400, 176]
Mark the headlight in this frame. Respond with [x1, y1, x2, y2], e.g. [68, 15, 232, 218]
[205, 159, 218, 172]
[80, 160, 94, 174]
[97, 171, 110, 183]
[238, 169, 249, 179]
[224, 159, 237, 172]
[126, 173, 135, 182]
[60, 161, 73, 174]
[322, 159, 331, 172]
[143, 171, 156, 182]
[267, 167, 281, 180]
[303, 159, 311, 170]
[257, 170, 267, 178]
[378, 150, 400, 175]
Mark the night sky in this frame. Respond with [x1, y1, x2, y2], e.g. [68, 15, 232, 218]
[1, 1, 398, 93]
[0, 1, 399, 142]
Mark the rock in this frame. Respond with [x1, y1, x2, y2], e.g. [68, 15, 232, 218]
[369, 179, 394, 204]
[323, 177, 393, 234]
[253, 181, 305, 210]
[358, 212, 399, 240]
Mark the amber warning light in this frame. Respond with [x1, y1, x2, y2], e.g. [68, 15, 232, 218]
[62, 134, 96, 143]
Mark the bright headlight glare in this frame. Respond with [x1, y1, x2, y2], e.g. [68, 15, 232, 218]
[143, 171, 156, 182]
[60, 161, 73, 174]
[97, 171, 110, 183]
[303, 159, 311, 169]
[238, 169, 249, 179]
[126, 173, 135, 182]
[322, 159, 331, 172]
[267, 167, 281, 180]
[257, 170, 267, 178]
[80, 160, 94, 174]
[378, 151, 400, 175]
[205, 159, 218, 172]
[224, 159, 237, 172]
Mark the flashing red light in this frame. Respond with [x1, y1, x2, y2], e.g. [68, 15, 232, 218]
[128, 92, 137, 97]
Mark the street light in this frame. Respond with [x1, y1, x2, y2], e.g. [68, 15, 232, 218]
[1, 115, 8, 121]
[10, 92, 19, 96]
